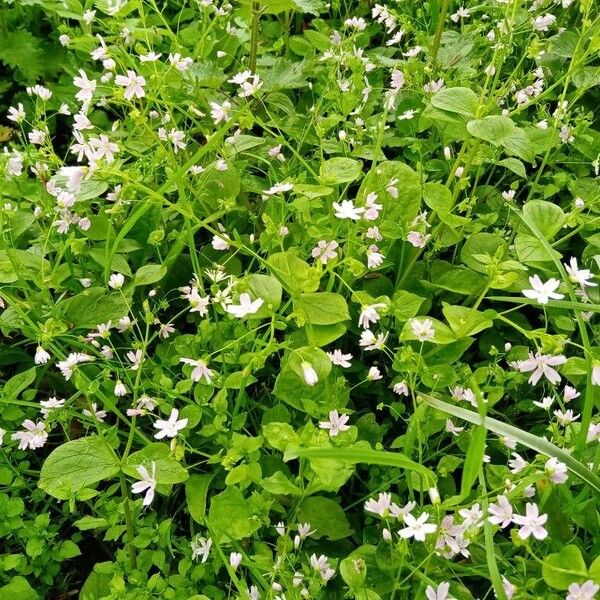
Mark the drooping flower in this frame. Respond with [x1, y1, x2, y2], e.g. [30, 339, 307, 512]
[131, 462, 157, 506]
[301, 362, 318, 386]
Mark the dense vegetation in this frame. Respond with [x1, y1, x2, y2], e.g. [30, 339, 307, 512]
[0, 0, 599, 598]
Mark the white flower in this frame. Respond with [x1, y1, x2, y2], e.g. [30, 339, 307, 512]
[344, 16, 366, 30]
[407, 231, 431, 248]
[514, 351, 566, 385]
[509, 452, 527, 474]
[563, 385, 580, 402]
[210, 101, 232, 124]
[153, 408, 188, 439]
[366, 226, 383, 241]
[73, 70, 97, 103]
[533, 13, 556, 31]
[139, 51, 162, 62]
[28, 129, 46, 145]
[593, 364, 600, 386]
[393, 381, 409, 396]
[109, 272, 125, 289]
[554, 408, 580, 426]
[411, 318, 435, 342]
[566, 580, 600, 600]
[226, 293, 264, 318]
[115, 70, 146, 100]
[264, 183, 294, 197]
[367, 366, 382, 381]
[83, 402, 107, 422]
[310, 554, 335, 581]
[301, 362, 318, 386]
[487, 495, 513, 528]
[167, 129, 186, 153]
[445, 419, 464, 436]
[533, 395, 555, 410]
[358, 303, 386, 329]
[502, 577, 516, 600]
[35, 346, 51, 365]
[333, 200, 365, 220]
[364, 492, 393, 517]
[398, 512, 436, 541]
[564, 257, 596, 289]
[229, 551, 243, 570]
[89, 135, 119, 163]
[327, 350, 352, 368]
[512, 502, 547, 540]
[131, 462, 157, 506]
[360, 330, 388, 351]
[57, 352, 93, 380]
[127, 349, 144, 370]
[39, 397, 65, 419]
[366, 245, 385, 269]
[11, 420, 48, 450]
[0, 428, 5, 445]
[7, 103, 26, 123]
[522, 274, 564, 304]
[312, 240, 339, 265]
[450, 6, 469, 21]
[426, 582, 452, 600]
[59, 34, 70, 46]
[183, 286, 210, 315]
[191, 536, 212, 562]
[114, 380, 128, 397]
[545, 457, 568, 484]
[319, 410, 351, 437]
[180, 358, 213, 383]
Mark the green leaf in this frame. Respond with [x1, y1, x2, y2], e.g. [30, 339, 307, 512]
[73, 517, 109, 531]
[421, 396, 600, 494]
[0, 576, 38, 600]
[79, 562, 113, 600]
[60, 288, 129, 329]
[122, 443, 189, 484]
[498, 157, 527, 178]
[467, 116, 516, 145]
[442, 304, 494, 337]
[260, 472, 303, 496]
[134, 264, 167, 286]
[461, 233, 508, 273]
[59, 540, 81, 559]
[291, 0, 326, 14]
[542, 545, 588, 590]
[319, 158, 363, 185]
[430, 87, 479, 118]
[208, 487, 262, 541]
[460, 426, 486, 497]
[299, 446, 436, 486]
[268, 251, 320, 296]
[185, 473, 215, 524]
[296, 496, 353, 540]
[247, 274, 282, 310]
[294, 292, 350, 325]
[522, 200, 565, 239]
[2, 367, 36, 401]
[39, 436, 120, 500]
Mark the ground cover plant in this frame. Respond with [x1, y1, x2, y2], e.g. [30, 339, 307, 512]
[0, 0, 600, 598]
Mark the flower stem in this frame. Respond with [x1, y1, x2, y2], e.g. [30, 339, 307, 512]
[119, 472, 138, 570]
[249, 2, 260, 73]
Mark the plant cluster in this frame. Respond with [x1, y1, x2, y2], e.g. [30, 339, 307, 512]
[0, 0, 599, 598]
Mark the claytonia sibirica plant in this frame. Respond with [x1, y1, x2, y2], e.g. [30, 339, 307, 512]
[1, 0, 600, 598]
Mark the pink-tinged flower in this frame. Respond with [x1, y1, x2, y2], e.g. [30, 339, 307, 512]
[366, 245, 385, 268]
[312, 240, 339, 265]
[512, 503, 547, 540]
[363, 192, 382, 220]
[73, 69, 97, 103]
[364, 492, 394, 518]
[545, 457, 568, 484]
[319, 410, 350, 437]
[564, 257, 596, 289]
[180, 358, 213, 383]
[487, 495, 513, 528]
[115, 70, 146, 100]
[153, 408, 188, 439]
[566, 580, 599, 600]
[514, 351, 566, 385]
[522, 274, 564, 304]
[393, 381, 409, 396]
[358, 303, 386, 329]
[426, 582, 451, 600]
[398, 512, 436, 541]
[502, 577, 516, 600]
[327, 349, 352, 368]
[131, 462, 157, 506]
[367, 366, 382, 381]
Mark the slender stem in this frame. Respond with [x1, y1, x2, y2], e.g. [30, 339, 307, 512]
[119, 472, 138, 570]
[249, 2, 260, 73]
[431, 0, 449, 65]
